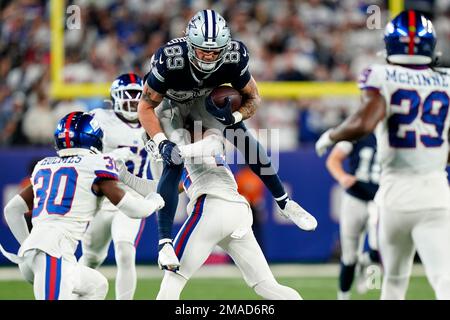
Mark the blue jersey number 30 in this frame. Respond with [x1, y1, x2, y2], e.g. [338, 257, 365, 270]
[32, 167, 78, 217]
[388, 89, 449, 148]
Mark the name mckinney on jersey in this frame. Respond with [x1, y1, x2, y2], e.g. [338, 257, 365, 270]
[385, 68, 450, 87]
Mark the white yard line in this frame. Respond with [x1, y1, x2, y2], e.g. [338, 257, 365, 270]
[0, 263, 427, 281]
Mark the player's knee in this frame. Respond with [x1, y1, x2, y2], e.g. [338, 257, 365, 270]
[253, 279, 302, 300]
[114, 242, 136, 268]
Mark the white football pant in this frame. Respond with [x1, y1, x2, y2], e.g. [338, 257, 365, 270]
[156, 194, 301, 300]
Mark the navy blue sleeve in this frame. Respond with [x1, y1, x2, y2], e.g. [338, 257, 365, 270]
[146, 47, 168, 94]
[230, 41, 251, 90]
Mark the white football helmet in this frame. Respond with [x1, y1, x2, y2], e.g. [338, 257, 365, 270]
[185, 10, 231, 73]
[110, 73, 143, 122]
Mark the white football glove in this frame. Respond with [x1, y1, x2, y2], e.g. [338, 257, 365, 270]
[142, 132, 162, 161]
[145, 192, 165, 212]
[315, 129, 336, 157]
[108, 147, 135, 162]
[115, 159, 128, 181]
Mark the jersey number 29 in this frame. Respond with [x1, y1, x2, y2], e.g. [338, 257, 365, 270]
[388, 89, 449, 148]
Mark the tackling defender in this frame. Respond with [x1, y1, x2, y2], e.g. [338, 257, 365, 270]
[1, 112, 164, 300]
[326, 134, 380, 299]
[119, 120, 302, 300]
[316, 10, 450, 299]
[138, 10, 317, 270]
[79, 73, 154, 300]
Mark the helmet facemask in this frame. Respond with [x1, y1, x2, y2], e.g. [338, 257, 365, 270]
[185, 10, 231, 74]
[112, 87, 142, 122]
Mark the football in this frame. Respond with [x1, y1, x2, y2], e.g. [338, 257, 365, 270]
[209, 85, 242, 112]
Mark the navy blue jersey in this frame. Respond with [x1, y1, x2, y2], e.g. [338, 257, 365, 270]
[344, 134, 380, 201]
[146, 37, 251, 102]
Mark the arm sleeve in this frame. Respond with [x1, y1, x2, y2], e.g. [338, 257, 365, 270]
[119, 168, 159, 197]
[116, 192, 163, 219]
[4, 195, 30, 245]
[146, 48, 168, 94]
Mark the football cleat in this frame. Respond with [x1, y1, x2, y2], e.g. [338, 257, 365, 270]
[278, 200, 318, 231]
[158, 242, 180, 272]
[337, 290, 351, 300]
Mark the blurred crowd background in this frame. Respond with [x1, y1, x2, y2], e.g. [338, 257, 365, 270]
[1, 0, 450, 150]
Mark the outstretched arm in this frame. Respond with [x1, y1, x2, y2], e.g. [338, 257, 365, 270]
[330, 90, 386, 141]
[326, 143, 357, 189]
[94, 179, 164, 219]
[316, 89, 386, 156]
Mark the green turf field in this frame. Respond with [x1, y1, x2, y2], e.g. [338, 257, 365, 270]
[0, 276, 435, 300]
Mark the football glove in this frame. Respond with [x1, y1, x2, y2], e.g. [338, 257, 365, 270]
[315, 129, 335, 157]
[158, 140, 183, 166]
[142, 132, 161, 161]
[205, 95, 235, 126]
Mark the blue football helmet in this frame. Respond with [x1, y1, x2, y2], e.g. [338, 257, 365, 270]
[54, 112, 103, 156]
[110, 73, 143, 122]
[384, 10, 436, 65]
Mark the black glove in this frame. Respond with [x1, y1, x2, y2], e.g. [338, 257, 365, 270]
[205, 95, 235, 126]
[158, 140, 183, 166]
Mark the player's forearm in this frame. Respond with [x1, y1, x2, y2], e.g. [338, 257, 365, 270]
[238, 76, 261, 120]
[138, 103, 164, 138]
[329, 113, 371, 142]
[326, 156, 348, 183]
[238, 97, 260, 120]
[138, 84, 165, 140]
[4, 195, 30, 244]
[330, 90, 386, 142]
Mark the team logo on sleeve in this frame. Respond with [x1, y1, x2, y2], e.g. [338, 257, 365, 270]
[358, 68, 373, 85]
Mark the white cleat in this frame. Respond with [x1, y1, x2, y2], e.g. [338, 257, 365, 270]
[158, 243, 180, 272]
[278, 200, 318, 231]
[337, 290, 351, 300]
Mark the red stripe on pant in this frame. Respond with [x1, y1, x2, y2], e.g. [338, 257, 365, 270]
[48, 257, 58, 300]
[175, 196, 205, 256]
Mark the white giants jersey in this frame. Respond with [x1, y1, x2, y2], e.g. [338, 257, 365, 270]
[359, 64, 450, 210]
[182, 154, 248, 214]
[19, 154, 119, 258]
[359, 64, 450, 175]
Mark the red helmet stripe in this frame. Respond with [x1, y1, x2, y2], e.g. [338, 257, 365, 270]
[64, 112, 77, 148]
[129, 73, 136, 83]
[408, 10, 416, 55]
